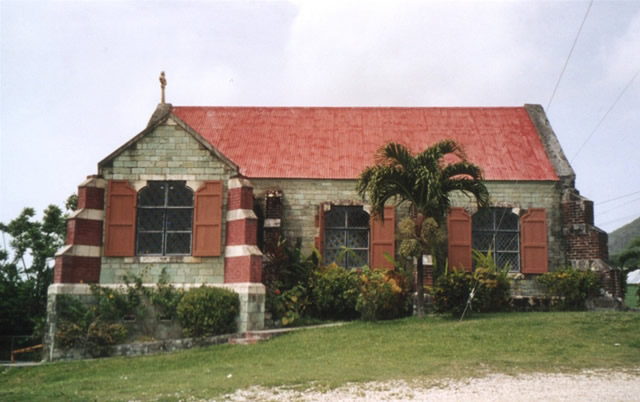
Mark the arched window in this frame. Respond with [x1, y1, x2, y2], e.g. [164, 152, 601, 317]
[472, 208, 520, 271]
[324, 206, 370, 268]
[136, 181, 194, 255]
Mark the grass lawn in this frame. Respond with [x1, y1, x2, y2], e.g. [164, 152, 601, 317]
[627, 284, 639, 308]
[2, 311, 639, 401]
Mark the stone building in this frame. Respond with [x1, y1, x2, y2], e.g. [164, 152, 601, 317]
[48, 101, 618, 353]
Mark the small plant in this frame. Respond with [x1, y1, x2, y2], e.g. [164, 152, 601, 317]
[85, 321, 127, 357]
[356, 267, 412, 321]
[273, 284, 312, 326]
[311, 264, 360, 320]
[176, 286, 240, 337]
[262, 237, 320, 326]
[537, 267, 601, 310]
[54, 295, 127, 356]
[54, 268, 185, 356]
[432, 269, 471, 317]
[432, 251, 511, 317]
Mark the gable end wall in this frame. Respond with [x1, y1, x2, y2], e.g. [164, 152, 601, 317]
[99, 119, 236, 284]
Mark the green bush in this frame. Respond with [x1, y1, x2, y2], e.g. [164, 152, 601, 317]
[433, 251, 511, 317]
[177, 286, 240, 337]
[55, 295, 127, 356]
[271, 284, 312, 326]
[85, 321, 127, 357]
[432, 269, 471, 317]
[356, 267, 412, 321]
[537, 267, 601, 310]
[311, 264, 360, 320]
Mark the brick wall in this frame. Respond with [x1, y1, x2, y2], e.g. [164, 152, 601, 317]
[562, 193, 609, 261]
[99, 118, 235, 284]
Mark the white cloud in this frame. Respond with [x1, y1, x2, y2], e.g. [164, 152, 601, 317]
[282, 1, 558, 106]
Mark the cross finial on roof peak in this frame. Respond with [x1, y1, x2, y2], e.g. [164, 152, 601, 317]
[159, 71, 167, 104]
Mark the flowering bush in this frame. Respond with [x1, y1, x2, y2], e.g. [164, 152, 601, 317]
[536, 267, 600, 310]
[270, 284, 312, 326]
[356, 267, 412, 321]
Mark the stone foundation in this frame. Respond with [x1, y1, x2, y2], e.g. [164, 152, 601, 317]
[44, 282, 264, 361]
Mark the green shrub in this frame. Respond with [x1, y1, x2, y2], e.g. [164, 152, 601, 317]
[55, 296, 127, 356]
[537, 267, 601, 310]
[432, 269, 471, 317]
[311, 264, 360, 320]
[356, 267, 412, 321]
[432, 251, 511, 317]
[85, 321, 127, 357]
[271, 284, 312, 326]
[262, 235, 320, 326]
[177, 286, 240, 337]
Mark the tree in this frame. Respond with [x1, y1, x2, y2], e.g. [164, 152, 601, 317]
[356, 140, 489, 316]
[617, 237, 640, 269]
[0, 203, 68, 337]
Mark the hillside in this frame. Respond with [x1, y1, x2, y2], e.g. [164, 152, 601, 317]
[608, 216, 640, 256]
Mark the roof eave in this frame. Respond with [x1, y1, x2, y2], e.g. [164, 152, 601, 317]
[98, 103, 174, 171]
[525, 104, 575, 188]
[98, 103, 239, 174]
[168, 113, 239, 173]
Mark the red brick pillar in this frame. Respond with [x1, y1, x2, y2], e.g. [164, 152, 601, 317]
[54, 176, 105, 283]
[224, 177, 262, 283]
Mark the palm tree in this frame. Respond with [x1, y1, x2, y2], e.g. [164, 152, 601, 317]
[356, 140, 489, 316]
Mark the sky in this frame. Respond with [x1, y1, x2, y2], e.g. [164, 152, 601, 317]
[1, 0, 639, 234]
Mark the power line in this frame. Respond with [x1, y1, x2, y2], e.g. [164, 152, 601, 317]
[595, 189, 640, 205]
[598, 196, 640, 215]
[546, 0, 593, 112]
[570, 67, 640, 163]
[599, 213, 640, 228]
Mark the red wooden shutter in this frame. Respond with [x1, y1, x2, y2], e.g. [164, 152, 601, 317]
[192, 181, 223, 256]
[520, 208, 548, 274]
[370, 206, 395, 269]
[447, 207, 472, 272]
[314, 203, 326, 256]
[104, 180, 137, 257]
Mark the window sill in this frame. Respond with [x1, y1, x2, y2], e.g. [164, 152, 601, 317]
[118, 256, 204, 263]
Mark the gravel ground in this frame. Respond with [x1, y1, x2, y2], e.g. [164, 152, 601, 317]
[220, 369, 640, 401]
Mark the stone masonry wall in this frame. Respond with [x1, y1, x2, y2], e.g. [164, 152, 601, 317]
[251, 178, 566, 271]
[99, 118, 236, 284]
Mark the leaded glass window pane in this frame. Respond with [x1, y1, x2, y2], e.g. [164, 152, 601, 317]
[324, 206, 369, 269]
[168, 184, 194, 207]
[347, 250, 368, 267]
[139, 183, 166, 207]
[137, 233, 163, 255]
[166, 233, 191, 255]
[136, 181, 194, 256]
[472, 208, 520, 271]
[325, 248, 345, 267]
[348, 209, 370, 228]
[166, 209, 192, 231]
[325, 208, 346, 228]
[347, 230, 369, 249]
[326, 230, 346, 249]
[138, 209, 164, 231]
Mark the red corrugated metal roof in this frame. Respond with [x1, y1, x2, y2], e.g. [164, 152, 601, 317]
[171, 107, 558, 181]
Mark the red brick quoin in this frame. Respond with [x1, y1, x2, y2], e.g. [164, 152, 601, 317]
[54, 256, 101, 283]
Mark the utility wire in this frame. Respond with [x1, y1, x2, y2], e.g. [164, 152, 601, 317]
[595, 189, 640, 205]
[546, 0, 594, 112]
[599, 213, 640, 228]
[598, 196, 640, 215]
[570, 67, 640, 163]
